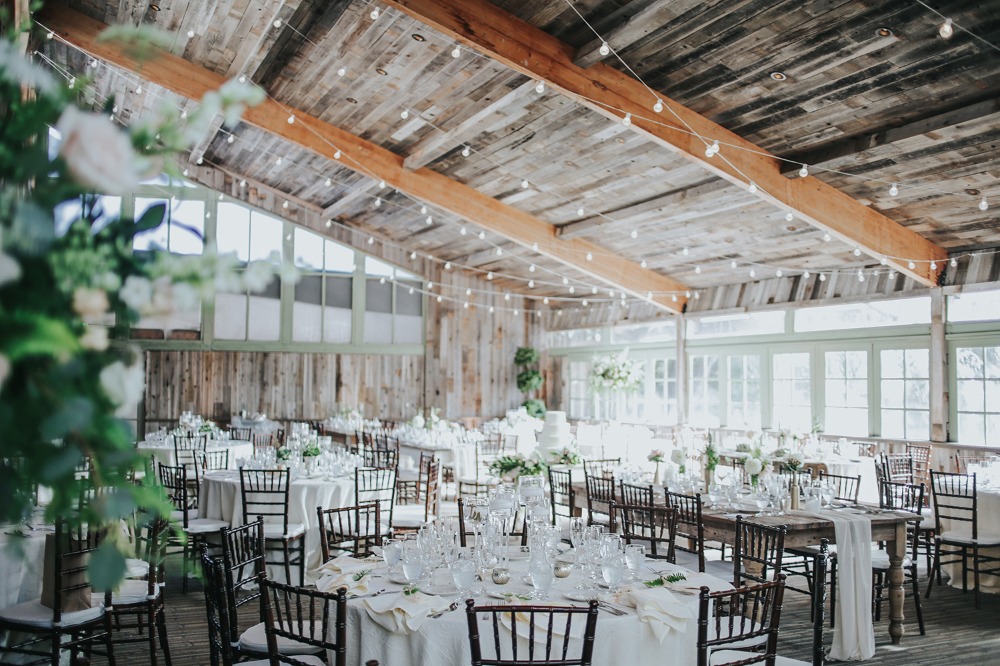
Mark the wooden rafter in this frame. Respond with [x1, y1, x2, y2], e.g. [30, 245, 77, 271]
[384, 0, 948, 287]
[41, 4, 688, 313]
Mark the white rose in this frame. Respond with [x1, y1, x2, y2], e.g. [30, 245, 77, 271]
[73, 287, 109, 320]
[80, 326, 109, 351]
[99, 360, 144, 415]
[670, 448, 687, 465]
[0, 354, 10, 391]
[119, 276, 153, 312]
[56, 107, 141, 195]
[0, 251, 22, 287]
[744, 457, 763, 476]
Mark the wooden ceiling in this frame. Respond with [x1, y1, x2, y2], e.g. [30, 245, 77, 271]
[43, 0, 1000, 314]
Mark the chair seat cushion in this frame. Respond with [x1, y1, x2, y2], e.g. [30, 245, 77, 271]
[0, 599, 104, 629]
[870, 548, 912, 570]
[397, 470, 419, 482]
[920, 513, 935, 530]
[263, 523, 306, 539]
[125, 558, 150, 579]
[243, 658, 324, 666]
[939, 529, 1000, 546]
[170, 508, 196, 523]
[712, 650, 807, 665]
[239, 621, 325, 655]
[93, 579, 160, 606]
[184, 518, 230, 534]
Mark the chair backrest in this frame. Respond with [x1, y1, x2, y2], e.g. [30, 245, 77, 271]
[696, 575, 787, 666]
[198, 448, 230, 475]
[547, 467, 575, 525]
[219, 516, 266, 641]
[418, 458, 441, 522]
[810, 540, 830, 666]
[953, 454, 991, 474]
[49, 518, 106, 624]
[240, 469, 292, 533]
[363, 446, 399, 470]
[318, 503, 383, 560]
[201, 548, 241, 666]
[228, 426, 252, 441]
[930, 470, 978, 537]
[356, 467, 397, 528]
[881, 452, 914, 483]
[619, 481, 654, 507]
[612, 501, 677, 561]
[733, 516, 786, 586]
[131, 517, 169, 599]
[465, 599, 599, 666]
[583, 471, 616, 526]
[818, 471, 861, 504]
[582, 458, 620, 479]
[906, 443, 932, 480]
[251, 432, 277, 449]
[174, 433, 208, 475]
[779, 469, 813, 490]
[260, 574, 347, 666]
[664, 490, 706, 572]
[158, 462, 195, 527]
[879, 480, 924, 516]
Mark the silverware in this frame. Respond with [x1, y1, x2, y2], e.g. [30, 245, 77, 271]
[430, 601, 461, 618]
[597, 601, 627, 616]
[350, 588, 387, 600]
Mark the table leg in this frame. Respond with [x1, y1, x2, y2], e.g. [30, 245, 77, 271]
[888, 521, 907, 645]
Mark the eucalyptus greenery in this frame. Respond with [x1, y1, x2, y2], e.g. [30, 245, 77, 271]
[0, 19, 272, 585]
[513, 345, 545, 415]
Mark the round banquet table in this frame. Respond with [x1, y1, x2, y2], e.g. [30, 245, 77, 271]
[941, 485, 1000, 592]
[398, 440, 476, 480]
[198, 470, 356, 583]
[137, 439, 254, 469]
[338, 556, 730, 666]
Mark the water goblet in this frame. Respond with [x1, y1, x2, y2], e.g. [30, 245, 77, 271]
[451, 553, 477, 599]
[624, 544, 645, 581]
[401, 545, 424, 593]
[601, 553, 625, 594]
[528, 558, 555, 601]
[381, 537, 402, 575]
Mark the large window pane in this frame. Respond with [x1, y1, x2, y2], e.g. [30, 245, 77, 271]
[247, 276, 280, 341]
[795, 298, 930, 332]
[294, 228, 324, 270]
[773, 352, 811, 432]
[727, 355, 761, 429]
[689, 354, 721, 427]
[824, 351, 868, 437]
[168, 199, 205, 255]
[687, 311, 785, 339]
[217, 203, 250, 262]
[948, 290, 1000, 323]
[954, 346, 1000, 445]
[249, 211, 282, 261]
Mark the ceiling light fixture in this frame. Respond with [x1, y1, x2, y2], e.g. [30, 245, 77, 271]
[798, 164, 809, 178]
[451, 45, 461, 58]
[876, 27, 893, 37]
[534, 80, 545, 94]
[939, 18, 954, 39]
[770, 71, 787, 81]
[599, 41, 610, 56]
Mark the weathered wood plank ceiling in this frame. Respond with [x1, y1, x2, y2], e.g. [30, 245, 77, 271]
[49, 0, 1000, 312]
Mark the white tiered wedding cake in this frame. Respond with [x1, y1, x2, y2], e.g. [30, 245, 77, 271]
[535, 411, 572, 456]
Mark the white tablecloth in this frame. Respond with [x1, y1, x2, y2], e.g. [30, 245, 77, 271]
[198, 470, 356, 583]
[398, 441, 476, 480]
[340, 559, 728, 666]
[942, 486, 1000, 592]
[137, 439, 253, 469]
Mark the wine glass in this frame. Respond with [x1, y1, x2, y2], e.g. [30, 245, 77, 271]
[381, 538, 402, 575]
[528, 557, 555, 601]
[451, 552, 478, 599]
[401, 544, 424, 593]
[624, 544, 645, 582]
[601, 553, 625, 594]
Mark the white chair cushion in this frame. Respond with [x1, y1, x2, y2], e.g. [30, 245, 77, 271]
[920, 512, 935, 530]
[243, 658, 324, 666]
[239, 621, 325, 655]
[939, 529, 1000, 546]
[712, 650, 807, 665]
[397, 470, 419, 482]
[0, 599, 104, 629]
[184, 518, 230, 534]
[93, 579, 160, 606]
[263, 523, 306, 539]
[870, 548, 912, 570]
[170, 508, 196, 523]
[125, 558, 150, 579]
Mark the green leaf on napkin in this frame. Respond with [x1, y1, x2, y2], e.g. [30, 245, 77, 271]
[352, 569, 372, 582]
[403, 586, 420, 596]
[644, 572, 686, 588]
[500, 592, 533, 602]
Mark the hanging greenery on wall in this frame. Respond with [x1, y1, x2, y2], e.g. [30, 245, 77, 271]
[514, 345, 545, 416]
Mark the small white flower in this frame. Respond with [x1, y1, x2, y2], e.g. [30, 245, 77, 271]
[744, 457, 764, 476]
[99, 360, 145, 413]
[73, 287, 109, 320]
[119, 276, 153, 312]
[0, 251, 21, 287]
[243, 260, 274, 292]
[670, 448, 687, 465]
[96, 271, 122, 292]
[56, 107, 141, 195]
[0, 353, 10, 391]
[80, 325, 109, 351]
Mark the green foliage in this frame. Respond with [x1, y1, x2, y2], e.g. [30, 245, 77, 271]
[514, 346, 539, 366]
[516, 368, 543, 393]
[522, 398, 546, 417]
[489, 454, 546, 478]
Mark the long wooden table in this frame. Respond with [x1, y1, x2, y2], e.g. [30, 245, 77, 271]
[700, 507, 914, 646]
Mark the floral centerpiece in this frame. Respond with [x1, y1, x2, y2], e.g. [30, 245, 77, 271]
[198, 419, 217, 434]
[550, 446, 581, 466]
[276, 447, 293, 462]
[588, 349, 644, 393]
[301, 442, 321, 457]
[0, 22, 278, 587]
[648, 449, 665, 485]
[489, 453, 546, 481]
[670, 447, 687, 475]
[702, 433, 720, 487]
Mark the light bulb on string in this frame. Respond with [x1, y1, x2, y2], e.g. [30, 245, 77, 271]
[630, 229, 638, 239]
[586, 252, 593, 261]
[528, 264, 535, 272]
[333, 149, 341, 159]
[135, 85, 142, 94]
[400, 108, 409, 120]
[694, 292, 700, 300]
[461, 145, 471, 157]
[822, 233, 831, 242]
[748, 181, 757, 194]
[196, 157, 203, 165]
[273, 18, 283, 28]
[908, 261, 916, 270]
[427, 282, 434, 290]
[888, 270, 896, 279]
[640, 260, 648, 268]
[409, 251, 416, 260]
[495, 247, 503, 256]
[748, 269, 756, 278]
[465, 288, 472, 296]
[653, 98, 663, 113]
[408, 287, 415, 295]
[534, 80, 545, 94]
[325, 178, 332, 186]
[282, 200, 289, 209]
[367, 236, 374, 245]
[373, 197, 381, 208]
[583, 299, 590, 306]
[682, 247, 690, 256]
[337, 67, 346, 77]
[379, 277, 386, 285]
[451, 45, 461, 58]
[951, 258, 958, 268]
[803, 270, 810, 279]
[370, 7, 380, 20]
[853, 247, 862, 257]
[275, 156, 282, 165]
[931, 261, 938, 271]
[939, 18, 954, 39]
[694, 265, 702, 274]
[420, 205, 427, 214]
[776, 269, 783, 277]
[239, 180, 246, 187]
[182, 169, 189, 176]
[705, 140, 719, 157]
[521, 179, 530, 189]
[444, 262, 451, 270]
[671, 295, 678, 303]
[287, 114, 295, 124]
[569, 286, 575, 294]
[227, 134, 235, 143]
[857, 270, 865, 282]
[463, 302, 469, 309]
[378, 180, 386, 189]
[459, 226, 467, 235]
[798, 164, 809, 178]
[562, 277, 569, 285]
[513, 309, 519, 316]
[819, 274, 827, 282]
[622, 113, 632, 126]
[478, 231, 485, 240]
[504, 293, 511, 302]
[591, 286, 598, 295]
[980, 197, 989, 211]
[577, 207, 585, 217]
[436, 295, 443, 303]
[528, 280, 535, 288]
[730, 260, 738, 269]
[46, 31, 54, 39]
[785, 211, 794, 222]
[425, 216, 433, 225]
[599, 41, 610, 56]
[889, 183, 899, 196]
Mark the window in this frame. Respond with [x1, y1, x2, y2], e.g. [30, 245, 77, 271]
[955, 345, 1000, 445]
[689, 354, 721, 426]
[133, 197, 205, 255]
[547, 328, 605, 348]
[568, 360, 592, 419]
[824, 350, 868, 436]
[687, 311, 785, 339]
[641, 357, 677, 425]
[292, 229, 354, 343]
[794, 297, 930, 332]
[728, 355, 762, 429]
[881, 349, 930, 440]
[773, 353, 811, 432]
[214, 204, 282, 341]
[363, 257, 423, 345]
[611, 320, 676, 344]
[948, 290, 1000, 323]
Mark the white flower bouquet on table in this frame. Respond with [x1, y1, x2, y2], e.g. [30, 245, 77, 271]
[588, 349, 644, 393]
[670, 447, 687, 475]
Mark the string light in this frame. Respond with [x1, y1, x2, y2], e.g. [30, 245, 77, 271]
[951, 258, 958, 268]
[939, 18, 954, 39]
[730, 260, 738, 269]
[819, 274, 827, 282]
[583, 299, 590, 306]
[444, 262, 451, 270]
[521, 179, 530, 189]
[748, 269, 756, 278]
[504, 293, 511, 301]
[400, 108, 409, 119]
[534, 80, 545, 94]
[748, 181, 757, 194]
[451, 45, 461, 58]
[694, 265, 702, 274]
[437, 295, 443, 303]
[980, 197, 989, 211]
[908, 261, 916, 270]
[653, 98, 663, 113]
[705, 140, 719, 157]
[681, 247, 690, 256]
[630, 230, 638, 239]
[273, 19, 282, 28]
[420, 206, 427, 214]
[853, 247, 862, 257]
[186, 30, 194, 38]
[227, 134, 235, 143]
[489, 306, 495, 313]
[776, 269, 783, 277]
[425, 216, 433, 225]
[798, 164, 809, 178]
[496, 248, 503, 256]
[478, 231, 486, 240]
[640, 260, 648, 268]
[239, 180, 246, 187]
[599, 41, 610, 56]
[373, 197, 381, 208]
[325, 178, 332, 186]
[591, 286, 598, 295]
[577, 207, 585, 217]
[287, 114, 295, 124]
[562, 277, 569, 285]
[465, 288, 472, 296]
[803, 270, 810, 279]
[670, 295, 677, 303]
[930, 261, 938, 270]
[135, 85, 142, 94]
[528, 280, 535, 288]
[822, 233, 832, 242]
[461, 145, 471, 157]
[409, 251, 417, 260]
[857, 269, 865, 282]
[543, 297, 550, 305]
[367, 236, 374, 245]
[370, 7, 380, 20]
[889, 183, 899, 196]
[784, 211, 794, 222]
[622, 113, 632, 126]
[333, 149, 341, 159]
[569, 286, 575, 294]
[337, 67, 346, 77]
[275, 156, 282, 165]
[586, 252, 593, 261]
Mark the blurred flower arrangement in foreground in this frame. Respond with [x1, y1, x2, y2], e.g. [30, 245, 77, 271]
[0, 18, 280, 586]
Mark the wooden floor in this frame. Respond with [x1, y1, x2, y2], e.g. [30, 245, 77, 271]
[97, 565, 1000, 666]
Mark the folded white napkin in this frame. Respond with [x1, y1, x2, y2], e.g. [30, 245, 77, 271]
[362, 590, 450, 634]
[626, 585, 695, 643]
[315, 555, 379, 595]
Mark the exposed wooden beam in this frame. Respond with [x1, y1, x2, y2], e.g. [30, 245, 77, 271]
[557, 178, 725, 238]
[779, 96, 1000, 174]
[574, 0, 686, 68]
[384, 0, 947, 287]
[403, 79, 535, 170]
[322, 181, 379, 217]
[42, 4, 688, 314]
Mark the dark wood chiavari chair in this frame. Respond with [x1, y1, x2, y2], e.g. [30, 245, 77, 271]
[239, 469, 307, 586]
[317, 503, 383, 559]
[464, 599, 600, 666]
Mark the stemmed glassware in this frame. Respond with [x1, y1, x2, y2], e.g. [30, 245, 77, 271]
[624, 544, 645, 582]
[451, 551, 478, 599]
[600, 553, 625, 594]
[528, 556, 555, 600]
[381, 537, 402, 576]
[401, 543, 425, 593]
